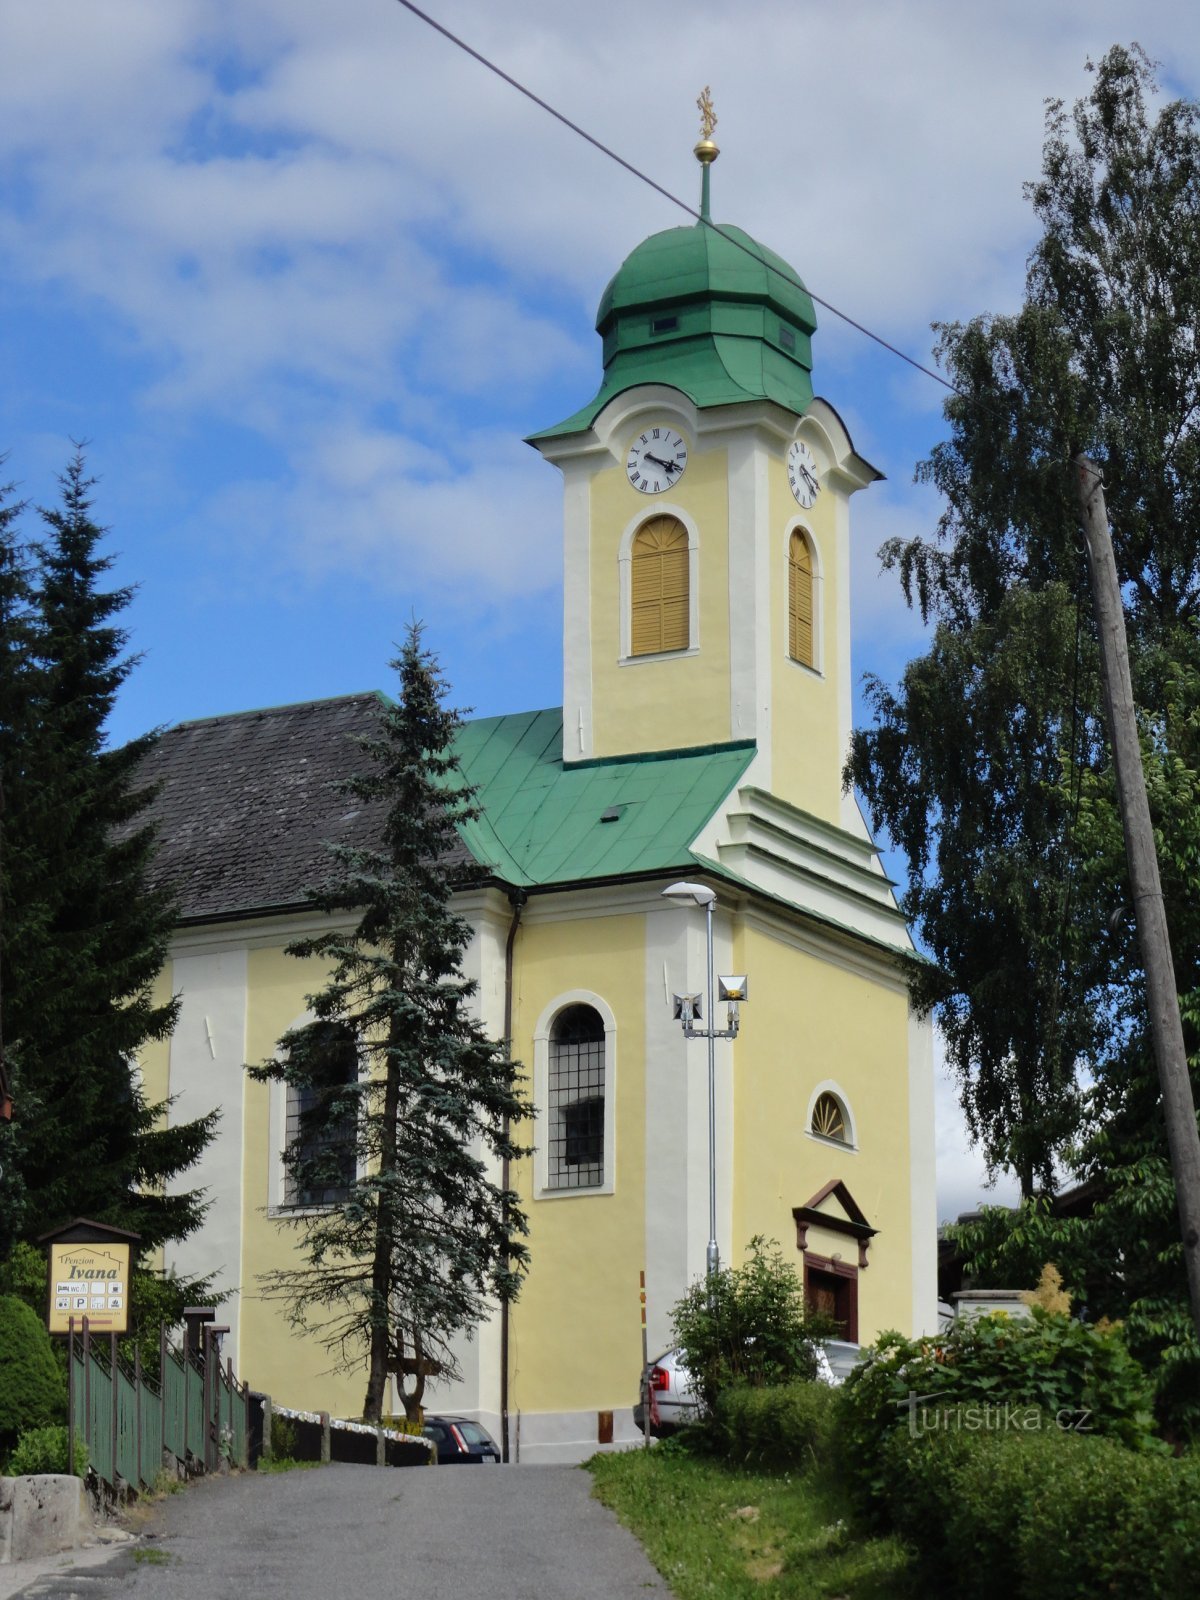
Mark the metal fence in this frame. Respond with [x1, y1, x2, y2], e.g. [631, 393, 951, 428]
[68, 1320, 249, 1493]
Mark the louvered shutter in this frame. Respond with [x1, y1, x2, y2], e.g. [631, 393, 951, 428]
[789, 531, 814, 666]
[631, 517, 690, 655]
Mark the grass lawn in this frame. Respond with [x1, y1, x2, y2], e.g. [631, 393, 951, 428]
[587, 1445, 915, 1599]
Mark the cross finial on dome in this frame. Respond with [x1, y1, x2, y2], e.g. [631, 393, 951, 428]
[694, 87, 719, 223]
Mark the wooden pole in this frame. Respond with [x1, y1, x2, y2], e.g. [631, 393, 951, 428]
[1073, 454, 1200, 1341]
[67, 1317, 75, 1478]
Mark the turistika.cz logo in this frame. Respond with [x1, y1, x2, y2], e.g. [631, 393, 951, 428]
[897, 1391, 1093, 1438]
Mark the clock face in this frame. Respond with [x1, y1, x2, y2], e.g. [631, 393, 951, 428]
[787, 439, 821, 509]
[626, 426, 688, 494]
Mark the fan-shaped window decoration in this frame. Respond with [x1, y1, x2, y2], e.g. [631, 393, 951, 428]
[548, 1004, 606, 1188]
[811, 1091, 848, 1144]
[631, 516, 690, 656]
[789, 530, 815, 667]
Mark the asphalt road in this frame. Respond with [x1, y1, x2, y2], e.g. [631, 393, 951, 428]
[3, 1464, 669, 1600]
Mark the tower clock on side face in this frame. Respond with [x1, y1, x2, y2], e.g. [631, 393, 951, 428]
[787, 439, 821, 509]
[626, 426, 688, 494]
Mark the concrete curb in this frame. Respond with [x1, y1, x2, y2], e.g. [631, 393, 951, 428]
[0, 1476, 90, 1564]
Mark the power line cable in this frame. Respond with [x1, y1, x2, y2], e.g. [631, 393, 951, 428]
[390, 0, 960, 396]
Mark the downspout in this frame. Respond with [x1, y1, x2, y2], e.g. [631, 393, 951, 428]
[500, 887, 526, 1463]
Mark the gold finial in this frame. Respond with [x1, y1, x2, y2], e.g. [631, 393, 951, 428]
[694, 86, 719, 165]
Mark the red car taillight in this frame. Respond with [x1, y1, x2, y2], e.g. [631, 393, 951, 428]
[650, 1367, 671, 1392]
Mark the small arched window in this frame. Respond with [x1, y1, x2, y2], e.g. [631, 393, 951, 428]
[548, 1004, 606, 1188]
[631, 515, 689, 656]
[811, 1091, 848, 1145]
[789, 530, 815, 668]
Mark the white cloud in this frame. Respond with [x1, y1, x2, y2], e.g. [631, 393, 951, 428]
[934, 1030, 1021, 1226]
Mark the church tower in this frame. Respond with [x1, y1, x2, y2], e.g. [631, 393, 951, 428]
[529, 112, 880, 840]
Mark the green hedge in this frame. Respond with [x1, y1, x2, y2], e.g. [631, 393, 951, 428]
[836, 1309, 1161, 1513]
[0, 1295, 67, 1456]
[879, 1427, 1200, 1600]
[711, 1380, 838, 1471]
[7, 1425, 88, 1478]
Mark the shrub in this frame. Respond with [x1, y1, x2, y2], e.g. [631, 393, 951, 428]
[669, 1237, 836, 1411]
[835, 1307, 1161, 1512]
[0, 1295, 67, 1454]
[712, 1380, 838, 1472]
[7, 1424, 88, 1478]
[875, 1426, 1200, 1600]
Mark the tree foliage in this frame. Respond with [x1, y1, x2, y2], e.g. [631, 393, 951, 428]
[851, 45, 1200, 1197]
[849, 44, 1200, 1427]
[0, 1293, 66, 1455]
[249, 624, 532, 1423]
[0, 451, 214, 1259]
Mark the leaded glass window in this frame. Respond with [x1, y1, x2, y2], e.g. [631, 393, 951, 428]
[284, 1022, 358, 1207]
[548, 1004, 605, 1189]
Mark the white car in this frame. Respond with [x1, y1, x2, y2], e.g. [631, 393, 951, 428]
[633, 1342, 850, 1435]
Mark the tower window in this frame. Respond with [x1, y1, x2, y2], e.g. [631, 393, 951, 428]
[548, 1004, 606, 1189]
[651, 315, 679, 335]
[779, 325, 796, 352]
[789, 530, 815, 668]
[631, 516, 690, 656]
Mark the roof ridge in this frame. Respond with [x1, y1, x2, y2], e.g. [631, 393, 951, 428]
[173, 688, 389, 731]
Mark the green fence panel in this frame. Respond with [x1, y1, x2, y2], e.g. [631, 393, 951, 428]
[162, 1349, 186, 1462]
[115, 1365, 138, 1487]
[185, 1355, 205, 1465]
[86, 1357, 115, 1486]
[140, 1379, 163, 1489]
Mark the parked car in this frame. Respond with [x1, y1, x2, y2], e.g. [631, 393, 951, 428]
[633, 1341, 852, 1436]
[421, 1414, 502, 1464]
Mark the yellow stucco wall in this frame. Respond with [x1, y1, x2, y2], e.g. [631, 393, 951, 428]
[733, 921, 915, 1343]
[589, 442, 731, 758]
[506, 910, 647, 1417]
[767, 452, 844, 826]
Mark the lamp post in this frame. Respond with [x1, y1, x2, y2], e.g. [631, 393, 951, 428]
[662, 881, 748, 1285]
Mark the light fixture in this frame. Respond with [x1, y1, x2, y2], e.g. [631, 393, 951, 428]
[661, 880, 749, 1289]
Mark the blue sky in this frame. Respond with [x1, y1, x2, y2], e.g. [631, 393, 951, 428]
[3, 0, 1198, 1221]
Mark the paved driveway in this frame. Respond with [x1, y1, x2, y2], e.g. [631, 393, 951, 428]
[3, 1464, 669, 1600]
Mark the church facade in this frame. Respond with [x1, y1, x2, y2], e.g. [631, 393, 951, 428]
[138, 144, 937, 1464]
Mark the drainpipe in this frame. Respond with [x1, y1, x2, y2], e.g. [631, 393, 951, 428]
[500, 887, 526, 1464]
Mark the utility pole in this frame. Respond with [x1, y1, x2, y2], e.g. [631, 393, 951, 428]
[1073, 454, 1200, 1342]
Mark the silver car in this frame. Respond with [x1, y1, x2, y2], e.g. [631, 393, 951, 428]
[633, 1341, 851, 1435]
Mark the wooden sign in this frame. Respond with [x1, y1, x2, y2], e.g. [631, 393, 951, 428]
[47, 1239, 131, 1335]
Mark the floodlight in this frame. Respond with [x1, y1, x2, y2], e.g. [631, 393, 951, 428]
[718, 976, 749, 1003]
[673, 993, 703, 1023]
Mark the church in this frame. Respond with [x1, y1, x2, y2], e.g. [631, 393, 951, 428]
[138, 121, 937, 1465]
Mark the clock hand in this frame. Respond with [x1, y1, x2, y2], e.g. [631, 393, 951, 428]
[800, 466, 818, 493]
[645, 453, 680, 473]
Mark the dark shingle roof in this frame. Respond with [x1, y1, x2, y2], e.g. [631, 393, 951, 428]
[139, 692, 477, 922]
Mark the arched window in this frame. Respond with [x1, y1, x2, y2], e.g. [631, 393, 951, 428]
[631, 516, 689, 656]
[810, 1091, 849, 1145]
[789, 530, 815, 667]
[284, 1021, 359, 1207]
[548, 1004, 606, 1189]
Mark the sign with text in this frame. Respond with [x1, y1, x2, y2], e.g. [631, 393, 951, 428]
[47, 1241, 131, 1334]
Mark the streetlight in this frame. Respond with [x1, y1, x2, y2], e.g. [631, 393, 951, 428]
[662, 881, 748, 1284]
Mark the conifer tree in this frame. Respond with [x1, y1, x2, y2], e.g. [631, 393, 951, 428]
[250, 624, 532, 1423]
[5, 451, 214, 1251]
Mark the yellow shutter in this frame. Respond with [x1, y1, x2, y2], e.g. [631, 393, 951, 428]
[789, 531, 814, 666]
[631, 517, 690, 656]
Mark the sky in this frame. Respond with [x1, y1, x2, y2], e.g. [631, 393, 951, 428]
[3, 0, 1199, 1226]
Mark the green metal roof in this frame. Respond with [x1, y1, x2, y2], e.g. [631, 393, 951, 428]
[531, 222, 817, 442]
[452, 707, 755, 888]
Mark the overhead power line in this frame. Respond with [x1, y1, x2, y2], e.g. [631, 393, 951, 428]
[391, 0, 959, 396]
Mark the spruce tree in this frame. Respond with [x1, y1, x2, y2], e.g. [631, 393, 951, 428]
[6, 451, 214, 1251]
[250, 624, 532, 1423]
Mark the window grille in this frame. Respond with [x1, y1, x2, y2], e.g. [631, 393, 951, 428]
[548, 1004, 605, 1188]
[631, 516, 689, 656]
[284, 1022, 358, 1207]
[789, 530, 815, 666]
